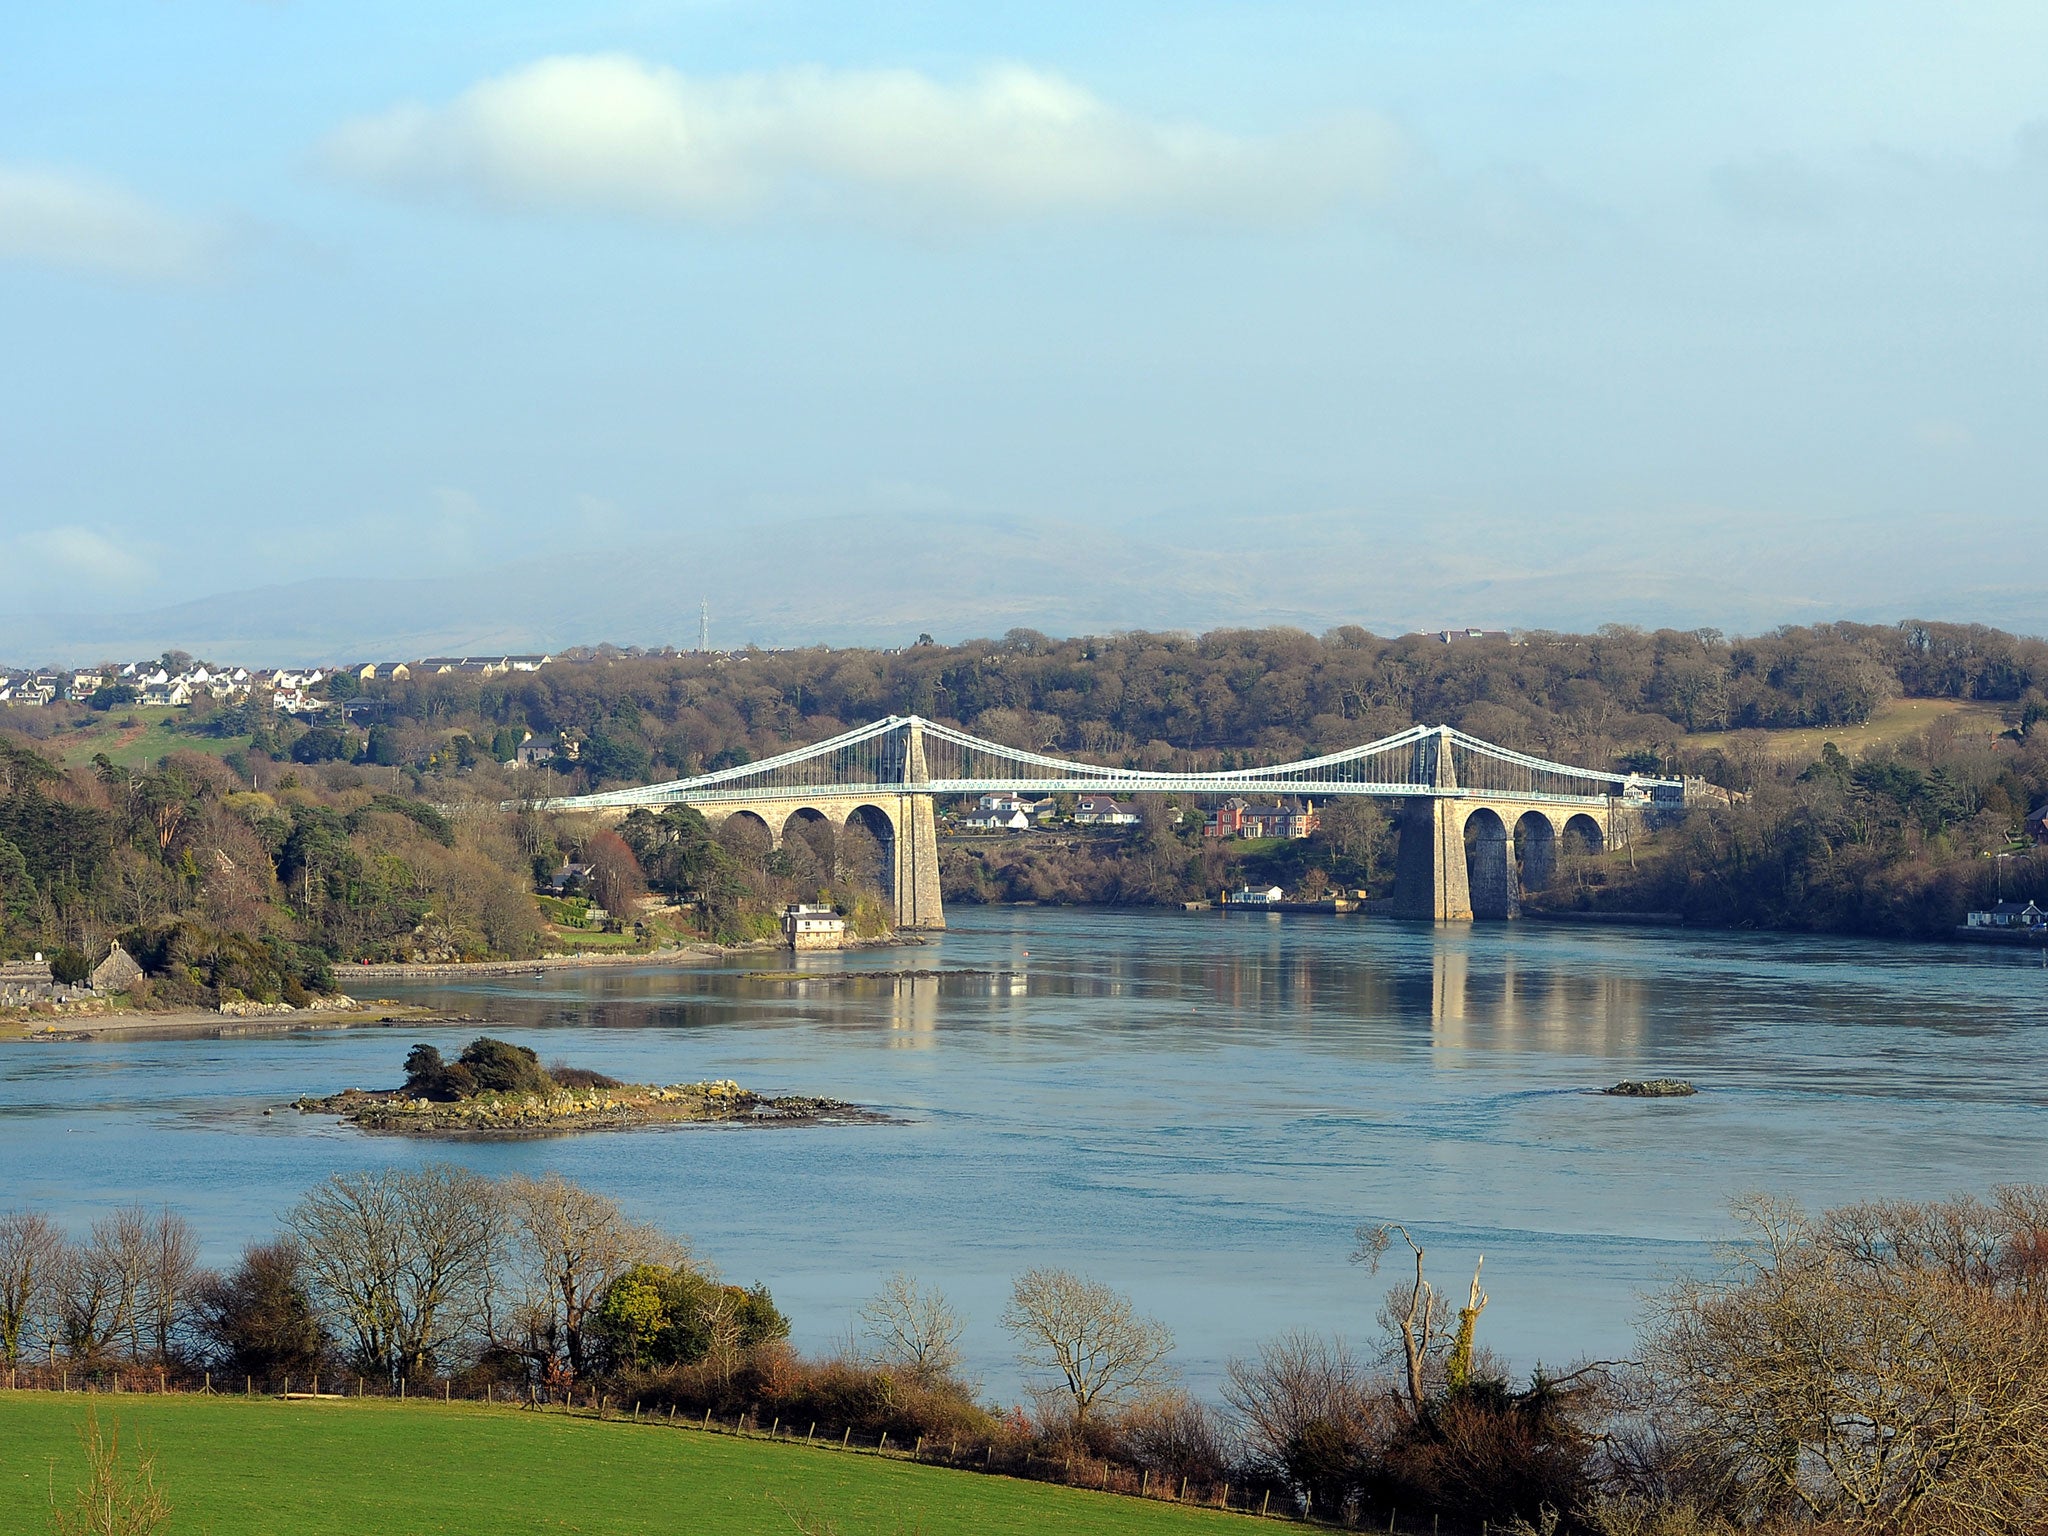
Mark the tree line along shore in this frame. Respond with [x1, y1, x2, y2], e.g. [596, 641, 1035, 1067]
[5, 1174, 2044, 1533]
[3, 620, 2047, 1020]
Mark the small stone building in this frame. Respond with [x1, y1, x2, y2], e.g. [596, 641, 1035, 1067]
[782, 903, 846, 951]
[91, 943, 144, 994]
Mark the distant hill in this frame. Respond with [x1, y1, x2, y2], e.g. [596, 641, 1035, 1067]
[2, 510, 2039, 665]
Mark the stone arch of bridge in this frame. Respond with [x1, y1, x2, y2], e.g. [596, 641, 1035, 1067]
[781, 806, 837, 879]
[841, 802, 899, 903]
[1513, 809, 1560, 892]
[1461, 806, 1517, 919]
[1562, 811, 1605, 856]
[713, 807, 777, 853]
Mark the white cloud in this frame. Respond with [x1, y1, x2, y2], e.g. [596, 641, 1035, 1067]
[0, 165, 213, 279]
[17, 527, 153, 588]
[324, 55, 1399, 227]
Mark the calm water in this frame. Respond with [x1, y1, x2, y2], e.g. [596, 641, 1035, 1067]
[5, 908, 2046, 1397]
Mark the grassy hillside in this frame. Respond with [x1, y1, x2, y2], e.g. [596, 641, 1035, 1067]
[46, 708, 251, 772]
[0, 1395, 1242, 1536]
[1681, 696, 2009, 763]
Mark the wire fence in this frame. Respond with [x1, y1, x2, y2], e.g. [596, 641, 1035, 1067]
[2, 1367, 1513, 1533]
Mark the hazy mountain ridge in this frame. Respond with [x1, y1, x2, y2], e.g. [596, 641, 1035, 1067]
[2, 513, 2039, 665]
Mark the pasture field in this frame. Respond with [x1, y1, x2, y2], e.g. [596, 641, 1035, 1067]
[44, 709, 250, 772]
[1682, 695, 2009, 763]
[0, 1394, 1243, 1536]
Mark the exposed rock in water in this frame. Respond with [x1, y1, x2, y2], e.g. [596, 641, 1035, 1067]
[1604, 1078, 1697, 1098]
[292, 1078, 885, 1138]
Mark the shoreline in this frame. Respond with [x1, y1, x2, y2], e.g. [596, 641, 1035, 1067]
[347, 931, 928, 980]
[2, 934, 938, 1044]
[4, 1003, 463, 1045]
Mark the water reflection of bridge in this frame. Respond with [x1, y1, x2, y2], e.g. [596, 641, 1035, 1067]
[540, 716, 1684, 930]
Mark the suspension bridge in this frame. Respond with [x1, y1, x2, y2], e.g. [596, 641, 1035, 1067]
[539, 716, 1685, 929]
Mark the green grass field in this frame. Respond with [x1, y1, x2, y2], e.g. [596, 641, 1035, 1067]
[0, 1395, 1244, 1536]
[46, 710, 251, 772]
[1682, 696, 2008, 763]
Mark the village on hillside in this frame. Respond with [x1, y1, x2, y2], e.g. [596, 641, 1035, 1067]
[0, 653, 555, 711]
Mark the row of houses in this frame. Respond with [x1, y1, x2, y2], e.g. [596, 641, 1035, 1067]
[0, 661, 261, 708]
[0, 654, 553, 712]
[353, 655, 552, 682]
[958, 793, 1143, 830]
[955, 791, 1321, 839]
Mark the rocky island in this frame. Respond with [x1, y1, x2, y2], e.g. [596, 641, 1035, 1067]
[293, 1036, 876, 1138]
[1603, 1078, 1698, 1098]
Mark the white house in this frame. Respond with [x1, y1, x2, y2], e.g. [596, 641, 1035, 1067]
[1966, 901, 2047, 930]
[978, 792, 1046, 815]
[783, 903, 846, 951]
[1073, 794, 1141, 826]
[1230, 885, 1287, 905]
[962, 805, 1033, 831]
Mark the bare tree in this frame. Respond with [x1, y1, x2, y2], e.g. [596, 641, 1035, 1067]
[0, 1209, 63, 1365]
[51, 1408, 171, 1536]
[99, 1208, 155, 1365]
[1353, 1223, 1450, 1409]
[503, 1173, 679, 1380]
[137, 1208, 199, 1367]
[1639, 1189, 2048, 1534]
[1224, 1329, 1375, 1474]
[1001, 1268, 1173, 1428]
[287, 1165, 504, 1383]
[57, 1213, 151, 1368]
[857, 1271, 966, 1386]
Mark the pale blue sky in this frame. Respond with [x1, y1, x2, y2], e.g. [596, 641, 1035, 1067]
[3, 2, 2045, 645]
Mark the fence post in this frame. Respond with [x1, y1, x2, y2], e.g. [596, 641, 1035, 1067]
[1262, 1490, 1271, 1516]
[879, 1431, 888, 1453]
[444, 1378, 450, 1404]
[806, 1423, 814, 1444]
[915, 1436, 923, 1459]
[1180, 1476, 1188, 1502]
[843, 1427, 851, 1448]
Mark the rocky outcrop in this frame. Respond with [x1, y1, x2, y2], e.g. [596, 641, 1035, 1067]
[1603, 1078, 1697, 1097]
[293, 1078, 878, 1138]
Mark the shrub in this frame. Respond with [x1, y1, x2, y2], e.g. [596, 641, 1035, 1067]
[592, 1265, 787, 1370]
[456, 1036, 551, 1096]
[402, 1037, 553, 1100]
[548, 1064, 622, 1090]
[50, 947, 92, 986]
[194, 1240, 330, 1381]
[611, 1342, 999, 1447]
